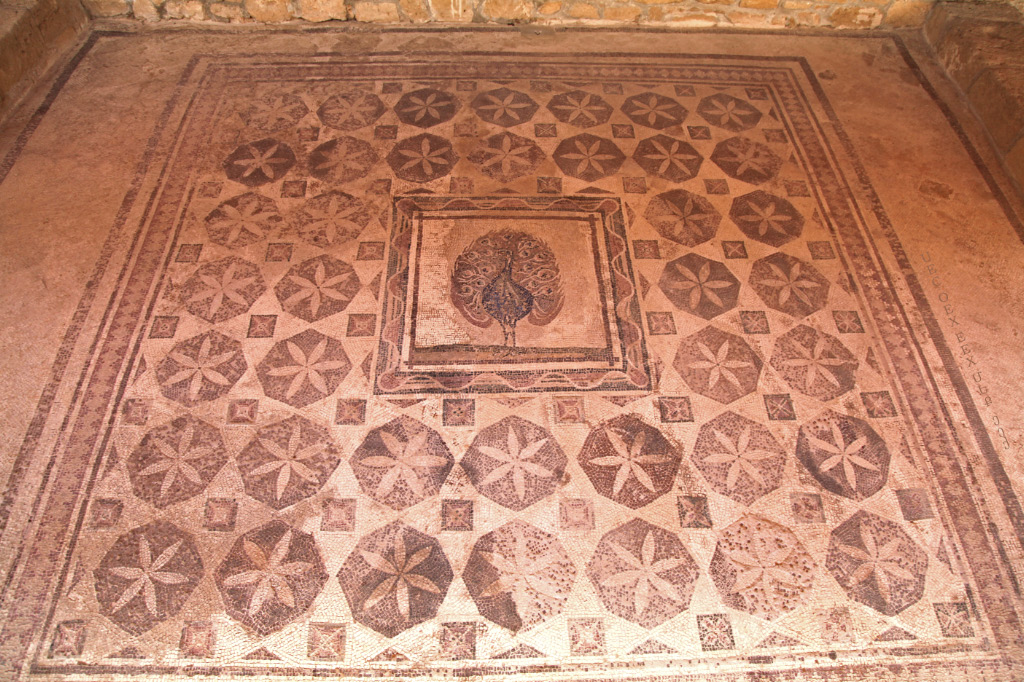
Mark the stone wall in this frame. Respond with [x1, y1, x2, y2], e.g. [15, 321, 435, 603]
[0, 0, 89, 119]
[82, 0, 951, 28]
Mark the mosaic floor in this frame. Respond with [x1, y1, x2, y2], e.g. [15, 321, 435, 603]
[0, 27, 1023, 682]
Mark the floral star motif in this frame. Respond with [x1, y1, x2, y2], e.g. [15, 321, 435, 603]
[189, 262, 255, 318]
[809, 420, 878, 491]
[299, 198, 364, 245]
[688, 340, 752, 391]
[251, 421, 324, 501]
[628, 95, 678, 126]
[360, 531, 440, 619]
[231, 142, 291, 180]
[477, 92, 533, 122]
[360, 428, 448, 497]
[397, 137, 452, 176]
[247, 96, 305, 128]
[601, 531, 686, 616]
[838, 525, 915, 604]
[283, 261, 357, 318]
[266, 338, 348, 399]
[165, 336, 238, 401]
[221, 530, 314, 617]
[701, 426, 777, 490]
[209, 201, 275, 245]
[477, 529, 563, 610]
[783, 336, 846, 391]
[322, 92, 382, 128]
[476, 425, 554, 501]
[759, 262, 820, 307]
[108, 536, 187, 616]
[477, 135, 536, 177]
[552, 93, 605, 125]
[659, 195, 717, 232]
[310, 139, 373, 179]
[725, 539, 797, 599]
[737, 200, 791, 237]
[139, 421, 213, 499]
[561, 139, 617, 176]
[642, 138, 699, 176]
[704, 98, 755, 127]
[590, 428, 671, 496]
[400, 92, 448, 123]
[667, 262, 732, 309]
[719, 140, 773, 177]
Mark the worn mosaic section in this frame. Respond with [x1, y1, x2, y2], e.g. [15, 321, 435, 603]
[11, 54, 1020, 680]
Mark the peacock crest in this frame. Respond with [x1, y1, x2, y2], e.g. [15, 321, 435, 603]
[451, 230, 564, 347]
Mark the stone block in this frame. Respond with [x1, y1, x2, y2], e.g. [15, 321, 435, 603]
[739, 0, 776, 9]
[663, 11, 720, 24]
[354, 0, 401, 19]
[727, 9, 783, 24]
[482, 0, 532, 20]
[209, 1, 247, 19]
[537, 0, 561, 13]
[829, 5, 881, 27]
[164, 0, 206, 18]
[244, 0, 290, 20]
[568, 1, 598, 17]
[82, 0, 131, 17]
[132, 0, 162, 20]
[603, 4, 641, 20]
[428, 0, 474, 20]
[968, 65, 1024, 151]
[399, 0, 429, 20]
[300, 0, 348, 20]
[934, 21, 1024, 91]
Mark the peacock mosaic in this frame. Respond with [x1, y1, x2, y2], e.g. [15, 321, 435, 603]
[4, 48, 1022, 681]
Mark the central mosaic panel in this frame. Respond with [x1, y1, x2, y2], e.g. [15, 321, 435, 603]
[376, 195, 650, 393]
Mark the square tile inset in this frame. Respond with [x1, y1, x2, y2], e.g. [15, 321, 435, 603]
[739, 310, 770, 334]
[227, 398, 258, 424]
[203, 498, 237, 531]
[375, 195, 651, 394]
[722, 240, 747, 259]
[764, 393, 796, 421]
[308, 623, 346, 660]
[443, 398, 475, 426]
[357, 241, 386, 260]
[441, 500, 474, 531]
[176, 244, 203, 262]
[862, 390, 898, 417]
[697, 614, 735, 651]
[659, 396, 693, 423]
[321, 498, 357, 532]
[677, 495, 712, 528]
[646, 311, 676, 335]
[440, 622, 476, 659]
[90, 498, 123, 528]
[335, 399, 366, 425]
[179, 621, 215, 658]
[896, 488, 935, 521]
[149, 316, 178, 339]
[632, 239, 661, 259]
[560, 499, 594, 530]
[554, 396, 586, 423]
[568, 618, 605, 656]
[790, 492, 825, 523]
[247, 314, 277, 338]
[347, 314, 376, 337]
[265, 243, 293, 262]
